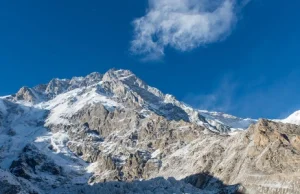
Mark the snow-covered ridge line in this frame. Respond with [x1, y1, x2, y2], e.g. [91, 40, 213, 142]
[3, 69, 257, 133]
[3, 69, 300, 129]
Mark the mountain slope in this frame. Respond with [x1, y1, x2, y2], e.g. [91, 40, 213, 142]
[1, 69, 299, 194]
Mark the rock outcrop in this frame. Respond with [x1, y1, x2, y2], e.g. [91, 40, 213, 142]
[153, 119, 300, 193]
[0, 169, 41, 194]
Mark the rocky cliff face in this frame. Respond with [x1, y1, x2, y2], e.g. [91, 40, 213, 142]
[152, 119, 300, 193]
[0, 69, 299, 194]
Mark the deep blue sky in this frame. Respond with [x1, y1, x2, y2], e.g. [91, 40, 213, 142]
[0, 0, 299, 119]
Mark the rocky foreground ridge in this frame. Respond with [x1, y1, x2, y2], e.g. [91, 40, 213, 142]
[1, 69, 300, 194]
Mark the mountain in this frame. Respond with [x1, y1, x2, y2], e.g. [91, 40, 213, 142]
[281, 110, 300, 125]
[1, 69, 300, 194]
[8, 69, 256, 132]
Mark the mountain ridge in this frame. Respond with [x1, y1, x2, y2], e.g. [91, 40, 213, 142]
[1, 69, 300, 194]
[5, 69, 257, 133]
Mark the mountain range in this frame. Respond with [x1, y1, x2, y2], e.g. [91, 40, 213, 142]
[1, 69, 300, 194]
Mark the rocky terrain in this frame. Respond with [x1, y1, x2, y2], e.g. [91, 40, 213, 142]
[1, 69, 300, 194]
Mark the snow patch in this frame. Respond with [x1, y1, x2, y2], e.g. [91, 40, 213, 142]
[0, 99, 7, 114]
[281, 110, 300, 125]
[39, 87, 121, 126]
[151, 149, 161, 158]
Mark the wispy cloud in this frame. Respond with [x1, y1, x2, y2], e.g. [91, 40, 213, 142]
[183, 70, 300, 119]
[131, 0, 248, 60]
[183, 75, 238, 113]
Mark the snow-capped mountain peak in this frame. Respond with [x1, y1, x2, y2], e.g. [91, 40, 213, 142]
[6, 69, 256, 134]
[282, 110, 300, 125]
[2, 69, 300, 194]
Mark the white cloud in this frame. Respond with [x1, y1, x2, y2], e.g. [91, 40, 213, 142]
[131, 0, 245, 59]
